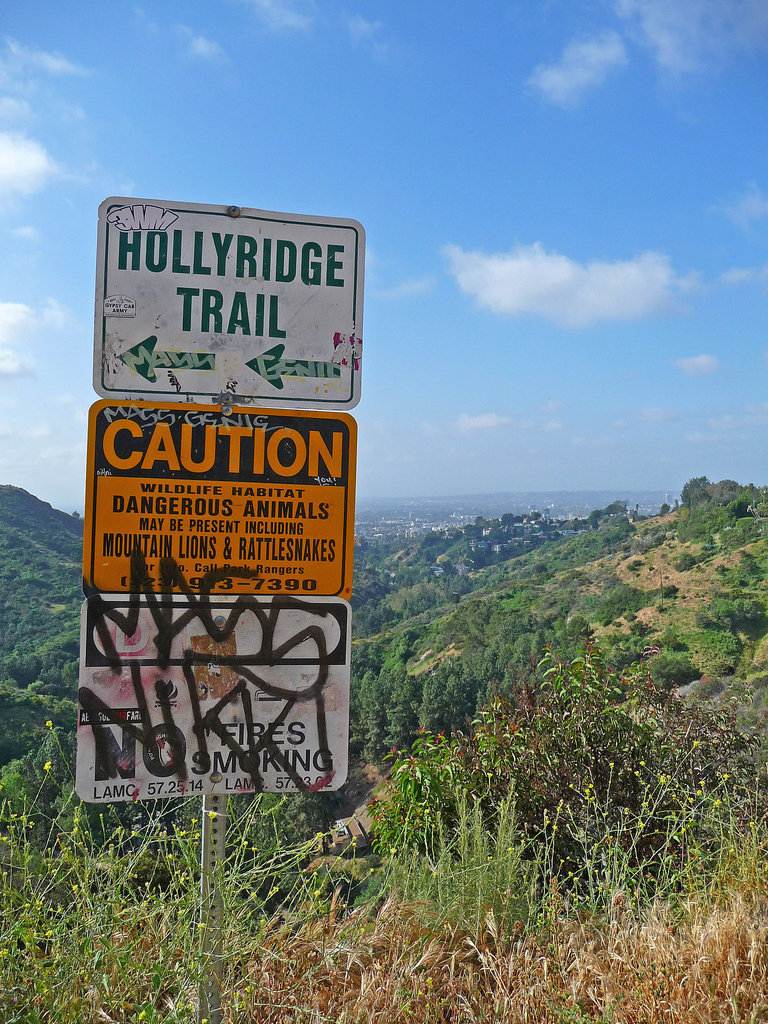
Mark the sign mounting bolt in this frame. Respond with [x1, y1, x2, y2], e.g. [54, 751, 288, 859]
[227, 206, 241, 218]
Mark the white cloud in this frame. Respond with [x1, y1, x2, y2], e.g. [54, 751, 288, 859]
[722, 183, 768, 228]
[0, 97, 31, 122]
[615, 0, 768, 73]
[743, 403, 768, 427]
[639, 406, 674, 421]
[0, 301, 37, 345]
[693, 403, 768, 437]
[23, 422, 52, 439]
[37, 440, 86, 465]
[349, 16, 383, 43]
[455, 412, 511, 433]
[528, 31, 627, 105]
[237, 0, 314, 31]
[0, 299, 73, 378]
[348, 16, 389, 57]
[673, 354, 722, 375]
[721, 263, 768, 285]
[0, 347, 29, 377]
[707, 413, 737, 431]
[2, 38, 88, 77]
[12, 225, 37, 240]
[709, 404, 768, 432]
[53, 394, 88, 423]
[132, 9, 160, 34]
[542, 420, 563, 432]
[445, 242, 688, 327]
[176, 26, 225, 61]
[372, 276, 436, 299]
[0, 132, 57, 201]
[36, 298, 73, 331]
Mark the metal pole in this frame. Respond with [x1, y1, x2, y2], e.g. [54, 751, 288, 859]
[197, 792, 227, 1024]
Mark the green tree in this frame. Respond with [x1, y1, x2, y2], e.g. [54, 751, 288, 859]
[681, 476, 711, 509]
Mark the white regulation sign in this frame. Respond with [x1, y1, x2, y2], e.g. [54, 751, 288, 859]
[76, 592, 350, 802]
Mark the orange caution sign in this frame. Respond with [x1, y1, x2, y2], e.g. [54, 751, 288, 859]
[83, 400, 356, 597]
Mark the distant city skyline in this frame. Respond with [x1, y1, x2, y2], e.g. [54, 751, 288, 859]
[355, 489, 676, 527]
[1, 2, 767, 511]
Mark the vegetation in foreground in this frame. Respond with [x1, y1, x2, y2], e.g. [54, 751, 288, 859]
[3, 646, 768, 1022]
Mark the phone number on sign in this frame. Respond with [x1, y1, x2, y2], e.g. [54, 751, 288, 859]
[118, 575, 321, 591]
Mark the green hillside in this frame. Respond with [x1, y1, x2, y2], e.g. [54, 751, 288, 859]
[0, 484, 82, 656]
[350, 479, 768, 763]
[1, 477, 767, 776]
[0, 486, 81, 763]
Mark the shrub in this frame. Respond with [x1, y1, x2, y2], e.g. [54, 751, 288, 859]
[648, 650, 699, 688]
[674, 550, 700, 571]
[370, 644, 762, 896]
[388, 795, 535, 938]
[697, 598, 765, 634]
[595, 584, 647, 626]
[693, 629, 743, 676]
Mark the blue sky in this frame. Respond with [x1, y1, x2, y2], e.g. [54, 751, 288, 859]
[1, 0, 768, 511]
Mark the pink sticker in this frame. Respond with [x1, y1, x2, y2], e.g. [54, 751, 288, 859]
[332, 332, 362, 371]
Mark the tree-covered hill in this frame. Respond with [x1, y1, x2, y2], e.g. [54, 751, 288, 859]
[0, 484, 82, 659]
[350, 479, 768, 763]
[2, 477, 768, 778]
[3, 481, 768, 1022]
[0, 486, 81, 762]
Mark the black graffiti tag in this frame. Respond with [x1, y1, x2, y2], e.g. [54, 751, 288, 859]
[79, 548, 341, 794]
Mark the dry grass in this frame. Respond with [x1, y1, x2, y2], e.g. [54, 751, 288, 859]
[6, 823, 768, 1022]
[225, 893, 768, 1023]
[6, 763, 768, 1022]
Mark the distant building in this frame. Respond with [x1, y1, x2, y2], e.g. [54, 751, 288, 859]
[328, 816, 370, 855]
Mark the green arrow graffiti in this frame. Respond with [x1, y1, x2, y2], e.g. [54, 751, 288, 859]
[119, 336, 216, 382]
[245, 344, 341, 390]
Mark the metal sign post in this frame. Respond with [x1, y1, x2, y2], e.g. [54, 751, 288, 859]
[198, 792, 227, 1024]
